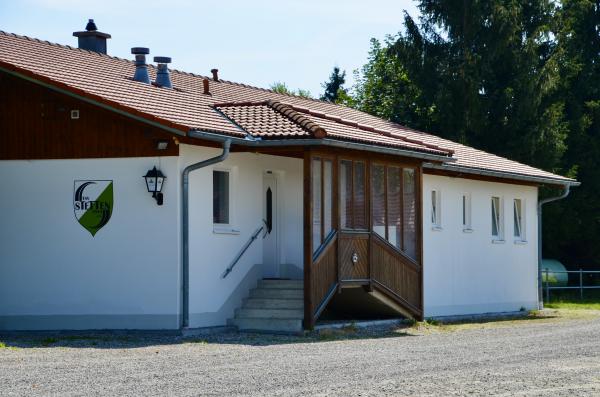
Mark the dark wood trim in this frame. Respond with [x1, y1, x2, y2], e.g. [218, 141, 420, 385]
[371, 279, 423, 318]
[0, 71, 182, 160]
[0, 62, 188, 135]
[417, 165, 424, 320]
[384, 165, 389, 241]
[303, 148, 313, 330]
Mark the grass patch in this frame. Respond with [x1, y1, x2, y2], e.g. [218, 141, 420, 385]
[404, 308, 600, 335]
[0, 341, 19, 350]
[545, 301, 600, 310]
[187, 339, 209, 345]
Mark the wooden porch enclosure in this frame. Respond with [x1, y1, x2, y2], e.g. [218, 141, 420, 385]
[303, 148, 424, 329]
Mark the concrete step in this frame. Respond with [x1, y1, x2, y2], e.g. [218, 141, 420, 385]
[249, 288, 303, 299]
[229, 317, 303, 333]
[235, 307, 304, 319]
[258, 279, 303, 289]
[243, 298, 304, 310]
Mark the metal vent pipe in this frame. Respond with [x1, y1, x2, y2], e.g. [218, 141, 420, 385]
[154, 56, 172, 88]
[131, 47, 150, 84]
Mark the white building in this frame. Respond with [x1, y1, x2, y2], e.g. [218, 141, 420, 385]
[0, 24, 578, 332]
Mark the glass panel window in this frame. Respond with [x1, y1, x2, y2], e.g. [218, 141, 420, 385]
[213, 170, 229, 224]
[353, 161, 367, 229]
[312, 158, 322, 253]
[431, 190, 441, 227]
[387, 166, 402, 249]
[340, 160, 367, 230]
[371, 164, 386, 239]
[462, 193, 472, 230]
[340, 160, 353, 229]
[492, 196, 503, 239]
[402, 168, 416, 259]
[323, 160, 333, 238]
[514, 199, 524, 240]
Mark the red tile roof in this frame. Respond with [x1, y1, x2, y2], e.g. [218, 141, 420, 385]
[0, 31, 576, 185]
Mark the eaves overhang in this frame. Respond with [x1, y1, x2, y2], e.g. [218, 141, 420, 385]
[188, 129, 457, 164]
[423, 162, 580, 187]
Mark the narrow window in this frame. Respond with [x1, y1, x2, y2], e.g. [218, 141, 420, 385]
[323, 160, 333, 238]
[387, 166, 402, 250]
[462, 193, 472, 231]
[514, 199, 524, 240]
[491, 196, 503, 239]
[340, 160, 353, 229]
[340, 160, 367, 230]
[402, 168, 417, 259]
[312, 158, 322, 253]
[213, 170, 229, 224]
[353, 161, 367, 229]
[431, 190, 441, 228]
[371, 164, 386, 239]
[312, 157, 334, 254]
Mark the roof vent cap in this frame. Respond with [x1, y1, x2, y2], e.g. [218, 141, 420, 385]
[85, 19, 98, 31]
[211, 68, 219, 82]
[154, 56, 172, 89]
[131, 47, 150, 84]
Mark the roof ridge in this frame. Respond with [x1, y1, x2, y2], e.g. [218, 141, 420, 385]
[213, 100, 327, 139]
[286, 103, 454, 155]
[264, 100, 327, 139]
[0, 30, 135, 64]
[0, 30, 343, 103]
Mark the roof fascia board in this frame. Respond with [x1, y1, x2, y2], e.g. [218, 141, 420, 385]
[0, 64, 187, 137]
[423, 162, 580, 187]
[188, 130, 455, 163]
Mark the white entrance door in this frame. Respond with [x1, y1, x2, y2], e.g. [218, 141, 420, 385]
[263, 172, 280, 278]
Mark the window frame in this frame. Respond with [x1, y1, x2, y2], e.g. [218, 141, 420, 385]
[513, 198, 526, 243]
[491, 196, 504, 242]
[431, 189, 442, 230]
[462, 192, 473, 232]
[312, 155, 335, 253]
[212, 167, 238, 234]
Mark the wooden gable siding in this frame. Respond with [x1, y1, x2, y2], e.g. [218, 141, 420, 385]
[0, 72, 180, 160]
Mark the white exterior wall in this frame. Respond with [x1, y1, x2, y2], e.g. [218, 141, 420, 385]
[422, 174, 539, 317]
[0, 157, 181, 330]
[181, 145, 303, 328]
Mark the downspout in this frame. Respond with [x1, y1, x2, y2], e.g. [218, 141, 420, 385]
[537, 184, 571, 309]
[181, 139, 231, 328]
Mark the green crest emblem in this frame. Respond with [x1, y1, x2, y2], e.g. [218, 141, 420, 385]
[73, 180, 113, 236]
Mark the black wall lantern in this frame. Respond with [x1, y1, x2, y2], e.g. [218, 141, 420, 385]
[143, 166, 166, 205]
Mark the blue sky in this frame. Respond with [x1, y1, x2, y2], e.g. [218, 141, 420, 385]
[0, 0, 418, 96]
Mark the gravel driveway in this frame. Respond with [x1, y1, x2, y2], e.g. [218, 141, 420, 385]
[1, 311, 600, 396]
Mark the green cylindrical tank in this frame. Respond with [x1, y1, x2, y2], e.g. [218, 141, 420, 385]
[541, 259, 568, 287]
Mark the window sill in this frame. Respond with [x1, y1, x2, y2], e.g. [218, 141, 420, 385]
[514, 240, 528, 245]
[213, 226, 240, 235]
[462, 228, 474, 233]
[431, 226, 443, 232]
[491, 239, 505, 244]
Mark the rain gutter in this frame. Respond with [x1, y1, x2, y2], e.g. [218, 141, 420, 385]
[181, 139, 231, 328]
[537, 184, 572, 309]
[423, 162, 580, 187]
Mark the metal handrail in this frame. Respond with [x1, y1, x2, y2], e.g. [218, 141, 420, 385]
[221, 221, 267, 279]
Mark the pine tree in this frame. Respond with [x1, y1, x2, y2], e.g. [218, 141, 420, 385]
[321, 67, 347, 103]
